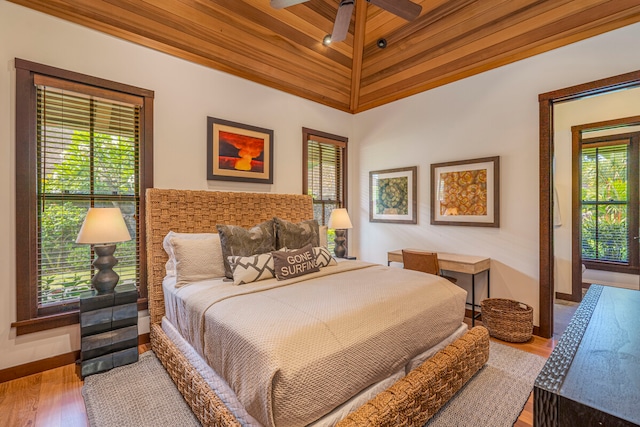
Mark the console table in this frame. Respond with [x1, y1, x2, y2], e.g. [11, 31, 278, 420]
[534, 285, 640, 426]
[387, 249, 490, 325]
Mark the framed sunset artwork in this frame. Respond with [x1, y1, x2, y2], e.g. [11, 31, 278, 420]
[431, 156, 500, 227]
[207, 117, 273, 184]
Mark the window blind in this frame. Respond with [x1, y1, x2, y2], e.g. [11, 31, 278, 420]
[306, 139, 344, 225]
[581, 143, 628, 263]
[36, 80, 140, 308]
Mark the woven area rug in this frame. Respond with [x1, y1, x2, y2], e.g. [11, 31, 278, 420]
[82, 342, 546, 427]
[82, 351, 200, 427]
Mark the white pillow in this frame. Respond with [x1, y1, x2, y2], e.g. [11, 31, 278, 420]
[319, 225, 328, 248]
[171, 236, 227, 287]
[228, 253, 275, 286]
[163, 231, 224, 278]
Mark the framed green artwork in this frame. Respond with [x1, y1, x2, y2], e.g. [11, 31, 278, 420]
[369, 166, 417, 224]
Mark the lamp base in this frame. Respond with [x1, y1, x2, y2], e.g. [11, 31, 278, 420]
[91, 244, 120, 294]
[333, 229, 348, 258]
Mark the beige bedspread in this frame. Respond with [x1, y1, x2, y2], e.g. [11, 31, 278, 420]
[170, 261, 466, 427]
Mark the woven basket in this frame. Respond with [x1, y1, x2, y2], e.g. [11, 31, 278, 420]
[480, 298, 533, 342]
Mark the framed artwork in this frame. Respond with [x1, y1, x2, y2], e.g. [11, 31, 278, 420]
[431, 156, 500, 227]
[207, 117, 273, 184]
[369, 166, 417, 224]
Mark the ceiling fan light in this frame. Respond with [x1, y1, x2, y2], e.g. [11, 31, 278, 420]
[323, 34, 332, 46]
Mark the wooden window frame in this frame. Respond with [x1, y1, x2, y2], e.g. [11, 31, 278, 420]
[12, 59, 154, 335]
[302, 127, 348, 219]
[572, 124, 640, 281]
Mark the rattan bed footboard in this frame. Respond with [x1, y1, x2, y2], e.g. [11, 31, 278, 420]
[337, 326, 489, 427]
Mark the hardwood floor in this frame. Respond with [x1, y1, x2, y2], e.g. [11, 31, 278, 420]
[0, 343, 150, 427]
[0, 336, 554, 427]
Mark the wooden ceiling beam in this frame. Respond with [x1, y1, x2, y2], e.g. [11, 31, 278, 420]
[349, 0, 368, 111]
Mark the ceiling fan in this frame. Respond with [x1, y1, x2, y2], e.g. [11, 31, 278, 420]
[271, 0, 423, 43]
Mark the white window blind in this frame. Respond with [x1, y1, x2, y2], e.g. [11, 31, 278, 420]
[36, 77, 141, 308]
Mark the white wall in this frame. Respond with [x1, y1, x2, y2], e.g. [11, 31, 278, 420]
[554, 92, 640, 294]
[353, 21, 640, 325]
[0, 2, 353, 370]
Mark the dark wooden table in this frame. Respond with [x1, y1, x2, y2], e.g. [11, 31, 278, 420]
[78, 283, 138, 378]
[534, 285, 640, 427]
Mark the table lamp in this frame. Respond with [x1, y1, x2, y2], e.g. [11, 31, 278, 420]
[328, 208, 353, 258]
[76, 207, 132, 294]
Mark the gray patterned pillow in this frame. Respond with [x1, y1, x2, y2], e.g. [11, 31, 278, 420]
[217, 220, 276, 278]
[274, 217, 319, 250]
[228, 253, 275, 285]
[272, 244, 319, 280]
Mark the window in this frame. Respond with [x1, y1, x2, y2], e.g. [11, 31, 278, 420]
[580, 132, 639, 273]
[14, 59, 154, 335]
[302, 128, 348, 252]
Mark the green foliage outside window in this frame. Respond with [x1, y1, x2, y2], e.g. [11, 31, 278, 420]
[39, 129, 138, 304]
[581, 145, 628, 263]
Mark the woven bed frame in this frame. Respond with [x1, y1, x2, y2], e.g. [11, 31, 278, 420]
[146, 188, 490, 427]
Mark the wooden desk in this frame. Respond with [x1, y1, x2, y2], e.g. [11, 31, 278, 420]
[387, 249, 491, 325]
[534, 285, 640, 426]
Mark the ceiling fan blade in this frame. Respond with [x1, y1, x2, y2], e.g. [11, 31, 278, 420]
[331, 0, 354, 43]
[367, 0, 422, 21]
[270, 0, 309, 9]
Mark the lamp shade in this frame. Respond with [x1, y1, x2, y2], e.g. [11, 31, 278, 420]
[76, 207, 132, 244]
[328, 208, 353, 229]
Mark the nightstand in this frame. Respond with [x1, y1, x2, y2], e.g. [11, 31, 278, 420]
[78, 283, 139, 378]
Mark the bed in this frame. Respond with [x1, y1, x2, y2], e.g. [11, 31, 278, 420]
[146, 189, 489, 427]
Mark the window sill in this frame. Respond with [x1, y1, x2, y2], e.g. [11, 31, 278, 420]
[11, 298, 148, 336]
[11, 312, 79, 336]
[583, 260, 639, 275]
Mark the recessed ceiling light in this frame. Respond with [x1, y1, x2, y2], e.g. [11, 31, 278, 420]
[322, 34, 332, 46]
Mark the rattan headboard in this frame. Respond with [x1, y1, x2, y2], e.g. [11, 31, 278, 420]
[145, 188, 314, 324]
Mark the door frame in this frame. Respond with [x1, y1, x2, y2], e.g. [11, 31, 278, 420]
[538, 69, 640, 338]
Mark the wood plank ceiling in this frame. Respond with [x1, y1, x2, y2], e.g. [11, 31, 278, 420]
[10, 0, 640, 113]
